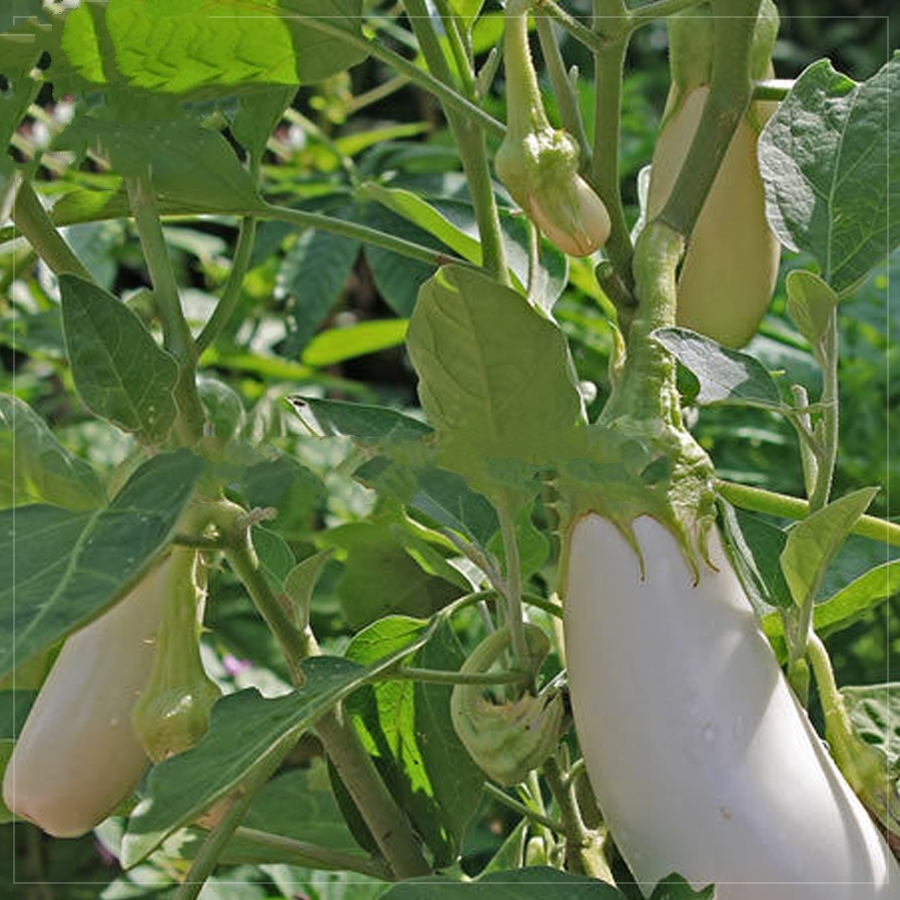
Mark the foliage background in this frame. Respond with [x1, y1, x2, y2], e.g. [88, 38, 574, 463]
[0, 1, 896, 896]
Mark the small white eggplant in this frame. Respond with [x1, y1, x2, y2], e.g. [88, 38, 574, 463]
[564, 514, 900, 898]
[3, 559, 170, 837]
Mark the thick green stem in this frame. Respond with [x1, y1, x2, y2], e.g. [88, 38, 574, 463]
[657, 0, 763, 239]
[538, 0, 603, 51]
[11, 179, 92, 280]
[503, 0, 551, 137]
[126, 171, 205, 444]
[220, 511, 430, 879]
[589, 0, 633, 288]
[498, 501, 528, 668]
[196, 216, 257, 355]
[717, 480, 900, 547]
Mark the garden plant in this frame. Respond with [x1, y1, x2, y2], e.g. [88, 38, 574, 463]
[0, 0, 898, 898]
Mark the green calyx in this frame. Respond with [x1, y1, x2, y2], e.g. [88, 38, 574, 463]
[451, 624, 564, 787]
[667, 0, 779, 98]
[131, 546, 221, 762]
[495, 0, 610, 256]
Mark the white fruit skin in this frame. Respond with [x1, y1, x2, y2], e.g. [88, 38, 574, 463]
[3, 559, 170, 837]
[565, 515, 900, 899]
[647, 86, 781, 348]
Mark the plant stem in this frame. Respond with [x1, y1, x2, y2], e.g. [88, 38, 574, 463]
[391, 665, 529, 686]
[589, 0, 633, 289]
[627, 0, 706, 29]
[261, 202, 465, 268]
[174, 757, 282, 900]
[11, 178, 92, 280]
[126, 170, 205, 444]
[196, 216, 257, 355]
[716, 480, 900, 547]
[538, 0, 603, 51]
[807, 306, 839, 513]
[220, 511, 430, 879]
[657, 0, 762, 239]
[402, 0, 509, 281]
[484, 782, 565, 833]
[535, 13, 592, 165]
[498, 500, 528, 668]
[301, 17, 505, 140]
[232, 827, 393, 878]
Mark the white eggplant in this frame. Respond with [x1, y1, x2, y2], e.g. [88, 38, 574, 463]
[3, 559, 170, 837]
[564, 514, 900, 899]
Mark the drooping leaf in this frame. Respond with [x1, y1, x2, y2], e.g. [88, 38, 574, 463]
[288, 396, 432, 444]
[0, 449, 204, 678]
[0, 394, 106, 510]
[653, 328, 786, 410]
[759, 55, 900, 293]
[60, 275, 180, 442]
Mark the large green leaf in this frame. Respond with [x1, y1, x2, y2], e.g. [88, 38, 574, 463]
[0, 449, 203, 678]
[288, 396, 433, 444]
[759, 55, 900, 293]
[122, 622, 435, 867]
[345, 616, 484, 868]
[104, 0, 368, 99]
[60, 275, 180, 442]
[0, 394, 106, 510]
[406, 265, 583, 498]
[841, 683, 900, 768]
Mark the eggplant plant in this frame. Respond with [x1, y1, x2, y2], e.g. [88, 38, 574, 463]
[0, 1, 898, 899]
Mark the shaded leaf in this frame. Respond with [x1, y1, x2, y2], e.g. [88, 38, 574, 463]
[60, 275, 179, 442]
[288, 396, 432, 444]
[0, 449, 203, 678]
[0, 394, 106, 510]
[841, 683, 900, 768]
[653, 328, 785, 410]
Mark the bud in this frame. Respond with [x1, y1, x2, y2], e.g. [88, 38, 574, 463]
[451, 624, 564, 786]
[495, 0, 610, 256]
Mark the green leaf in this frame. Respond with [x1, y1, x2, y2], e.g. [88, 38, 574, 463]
[123, 628, 433, 867]
[60, 275, 180, 442]
[410, 466, 499, 547]
[0, 689, 37, 741]
[406, 265, 583, 498]
[719, 503, 791, 612]
[762, 561, 900, 652]
[0, 394, 106, 510]
[780, 487, 879, 610]
[252, 525, 296, 594]
[0, 449, 204, 679]
[105, 0, 368, 100]
[287, 396, 433, 444]
[759, 55, 900, 293]
[302, 319, 409, 367]
[324, 521, 461, 629]
[55, 118, 263, 213]
[649, 875, 715, 900]
[785, 270, 838, 357]
[380, 867, 625, 898]
[840, 683, 900, 768]
[231, 85, 298, 159]
[653, 328, 785, 410]
[279, 225, 361, 356]
[0, 2, 45, 36]
[345, 616, 484, 868]
[283, 550, 333, 627]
